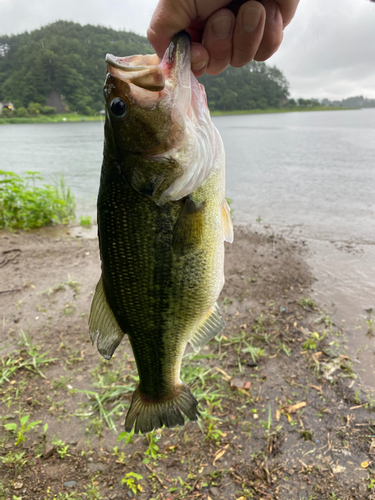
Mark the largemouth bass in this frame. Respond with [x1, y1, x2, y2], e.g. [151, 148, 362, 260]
[89, 31, 233, 434]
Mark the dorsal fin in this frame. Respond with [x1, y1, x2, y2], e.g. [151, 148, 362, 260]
[189, 303, 225, 352]
[89, 276, 126, 360]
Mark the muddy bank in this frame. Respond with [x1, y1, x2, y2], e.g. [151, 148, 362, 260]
[1, 225, 375, 500]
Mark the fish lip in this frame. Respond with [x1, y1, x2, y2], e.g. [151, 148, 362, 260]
[160, 31, 191, 76]
[105, 53, 150, 72]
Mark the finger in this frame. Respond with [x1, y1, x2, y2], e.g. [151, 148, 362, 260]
[277, 0, 300, 28]
[202, 9, 235, 76]
[254, 0, 283, 62]
[148, 0, 239, 59]
[190, 42, 209, 76]
[231, 1, 266, 68]
[147, 0, 192, 58]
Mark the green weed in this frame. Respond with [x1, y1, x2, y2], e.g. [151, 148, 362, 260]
[0, 450, 28, 469]
[298, 298, 316, 310]
[121, 472, 143, 495]
[18, 330, 58, 378]
[0, 170, 75, 229]
[3, 412, 42, 445]
[80, 216, 92, 226]
[51, 438, 70, 458]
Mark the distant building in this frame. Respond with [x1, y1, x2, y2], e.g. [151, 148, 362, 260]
[0, 102, 14, 113]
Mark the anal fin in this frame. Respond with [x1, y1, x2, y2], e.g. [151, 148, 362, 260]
[89, 276, 126, 360]
[189, 303, 225, 352]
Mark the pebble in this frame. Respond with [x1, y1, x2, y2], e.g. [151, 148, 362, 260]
[63, 481, 77, 488]
[42, 442, 55, 459]
[209, 486, 220, 496]
[13, 482, 23, 490]
[230, 378, 244, 389]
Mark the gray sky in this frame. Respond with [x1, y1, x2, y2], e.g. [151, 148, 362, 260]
[1, 0, 374, 100]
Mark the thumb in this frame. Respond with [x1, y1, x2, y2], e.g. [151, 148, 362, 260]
[147, 0, 192, 58]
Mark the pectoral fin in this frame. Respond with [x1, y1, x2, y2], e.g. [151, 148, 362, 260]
[172, 196, 205, 253]
[189, 303, 225, 352]
[89, 276, 126, 360]
[222, 200, 234, 243]
[127, 155, 183, 206]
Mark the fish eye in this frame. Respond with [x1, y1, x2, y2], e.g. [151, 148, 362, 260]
[110, 97, 127, 118]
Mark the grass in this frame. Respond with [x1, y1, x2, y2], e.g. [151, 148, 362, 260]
[0, 113, 104, 125]
[210, 106, 355, 116]
[0, 170, 75, 229]
[0, 330, 58, 386]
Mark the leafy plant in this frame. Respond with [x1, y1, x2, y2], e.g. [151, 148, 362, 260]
[51, 438, 70, 458]
[0, 450, 28, 469]
[121, 472, 143, 495]
[4, 412, 42, 445]
[80, 216, 92, 226]
[0, 170, 75, 229]
[298, 298, 316, 310]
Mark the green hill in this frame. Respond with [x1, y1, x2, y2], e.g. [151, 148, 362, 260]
[0, 21, 290, 115]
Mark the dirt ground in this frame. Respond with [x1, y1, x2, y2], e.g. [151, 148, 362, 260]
[1, 224, 375, 500]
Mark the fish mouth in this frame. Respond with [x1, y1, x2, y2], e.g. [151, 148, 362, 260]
[105, 31, 191, 95]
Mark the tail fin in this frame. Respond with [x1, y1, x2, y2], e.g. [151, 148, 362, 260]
[125, 384, 200, 434]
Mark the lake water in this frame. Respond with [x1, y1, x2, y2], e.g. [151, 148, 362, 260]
[1, 109, 375, 389]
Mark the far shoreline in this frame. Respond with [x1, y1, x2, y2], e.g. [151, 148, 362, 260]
[0, 106, 361, 125]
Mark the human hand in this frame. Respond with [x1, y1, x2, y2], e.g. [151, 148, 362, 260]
[148, 0, 299, 77]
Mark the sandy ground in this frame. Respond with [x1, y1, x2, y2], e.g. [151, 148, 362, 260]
[1, 225, 375, 500]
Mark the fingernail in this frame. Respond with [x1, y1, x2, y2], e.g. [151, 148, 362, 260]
[242, 4, 262, 34]
[191, 60, 207, 71]
[212, 16, 232, 40]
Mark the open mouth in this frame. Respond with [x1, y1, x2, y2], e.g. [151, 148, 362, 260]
[105, 31, 191, 94]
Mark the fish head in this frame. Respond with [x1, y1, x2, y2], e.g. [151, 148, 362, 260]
[104, 31, 223, 204]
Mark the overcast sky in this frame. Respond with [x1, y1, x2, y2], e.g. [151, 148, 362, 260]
[1, 0, 374, 100]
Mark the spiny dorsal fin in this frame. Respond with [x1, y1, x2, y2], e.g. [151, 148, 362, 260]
[89, 276, 126, 360]
[189, 303, 225, 352]
[222, 200, 234, 243]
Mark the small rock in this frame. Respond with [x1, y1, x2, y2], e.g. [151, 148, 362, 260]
[76, 439, 86, 452]
[127, 491, 133, 498]
[63, 481, 77, 488]
[230, 378, 244, 390]
[88, 463, 109, 473]
[42, 442, 55, 459]
[13, 482, 23, 490]
[109, 494, 118, 499]
[243, 381, 251, 390]
[26, 397, 33, 405]
[209, 486, 220, 496]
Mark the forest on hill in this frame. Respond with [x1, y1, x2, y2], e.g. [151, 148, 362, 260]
[0, 21, 291, 115]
